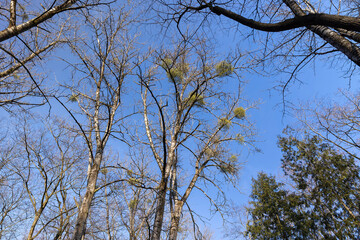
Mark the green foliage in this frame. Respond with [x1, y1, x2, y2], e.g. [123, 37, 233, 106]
[218, 155, 240, 175]
[204, 148, 219, 158]
[246, 173, 309, 239]
[161, 58, 173, 68]
[167, 68, 184, 82]
[215, 60, 234, 77]
[186, 92, 205, 107]
[218, 118, 232, 130]
[160, 57, 189, 83]
[233, 107, 246, 119]
[180, 62, 189, 74]
[245, 132, 360, 239]
[229, 155, 238, 162]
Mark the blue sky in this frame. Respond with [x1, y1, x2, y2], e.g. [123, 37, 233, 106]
[186, 60, 359, 238]
[171, 16, 360, 236]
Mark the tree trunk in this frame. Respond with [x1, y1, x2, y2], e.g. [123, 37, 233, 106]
[150, 179, 168, 240]
[283, 0, 360, 66]
[151, 143, 177, 240]
[27, 211, 42, 240]
[72, 151, 102, 240]
[168, 201, 184, 240]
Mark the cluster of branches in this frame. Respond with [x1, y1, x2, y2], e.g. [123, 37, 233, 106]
[3, 0, 360, 239]
[139, 38, 256, 239]
[0, 0, 112, 108]
[0, 1, 255, 239]
[159, 0, 360, 87]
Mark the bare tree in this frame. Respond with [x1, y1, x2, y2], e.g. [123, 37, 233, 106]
[0, 114, 87, 239]
[0, 132, 26, 239]
[115, 151, 157, 240]
[105, 150, 156, 240]
[78, 146, 157, 240]
[56, 4, 147, 239]
[157, 0, 360, 81]
[0, 0, 113, 108]
[298, 90, 360, 160]
[138, 38, 256, 239]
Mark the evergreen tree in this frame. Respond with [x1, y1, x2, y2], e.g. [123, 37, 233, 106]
[246, 131, 360, 239]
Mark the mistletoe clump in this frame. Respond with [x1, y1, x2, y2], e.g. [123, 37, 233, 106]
[234, 107, 246, 119]
[215, 60, 234, 77]
[69, 94, 78, 102]
[187, 93, 205, 107]
[218, 118, 232, 130]
[219, 162, 238, 175]
[160, 57, 189, 83]
[129, 198, 139, 210]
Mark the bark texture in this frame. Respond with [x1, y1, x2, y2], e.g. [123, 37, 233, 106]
[0, 0, 76, 42]
[283, 0, 360, 66]
[150, 180, 168, 240]
[72, 152, 102, 240]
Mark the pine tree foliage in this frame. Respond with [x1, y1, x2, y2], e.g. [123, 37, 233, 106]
[246, 131, 360, 239]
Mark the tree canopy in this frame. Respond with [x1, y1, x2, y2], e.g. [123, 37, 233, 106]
[246, 131, 360, 239]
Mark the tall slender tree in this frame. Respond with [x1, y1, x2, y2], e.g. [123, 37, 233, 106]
[138, 38, 255, 239]
[57, 5, 146, 239]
